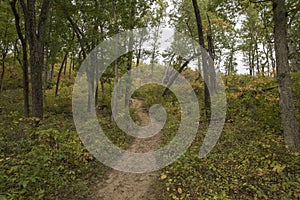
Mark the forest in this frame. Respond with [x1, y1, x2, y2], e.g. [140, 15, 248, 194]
[0, 0, 299, 199]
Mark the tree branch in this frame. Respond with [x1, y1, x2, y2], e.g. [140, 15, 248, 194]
[249, 0, 272, 4]
[162, 52, 201, 97]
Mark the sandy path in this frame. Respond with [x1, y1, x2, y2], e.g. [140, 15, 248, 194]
[90, 98, 162, 200]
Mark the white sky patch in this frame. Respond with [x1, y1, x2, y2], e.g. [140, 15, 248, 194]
[150, 0, 249, 74]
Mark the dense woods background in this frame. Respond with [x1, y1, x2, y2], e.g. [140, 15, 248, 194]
[0, 0, 299, 199]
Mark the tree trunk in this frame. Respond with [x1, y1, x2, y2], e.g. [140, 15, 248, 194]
[192, 0, 210, 116]
[125, 41, 134, 108]
[0, 55, 5, 93]
[112, 0, 119, 121]
[251, 48, 255, 76]
[10, 0, 30, 117]
[263, 42, 270, 76]
[289, 40, 299, 72]
[55, 51, 68, 96]
[268, 42, 276, 77]
[255, 38, 260, 75]
[63, 52, 68, 76]
[124, 0, 136, 108]
[151, 26, 159, 81]
[249, 51, 253, 76]
[136, 48, 141, 78]
[43, 45, 50, 104]
[20, 0, 50, 119]
[69, 51, 73, 79]
[50, 54, 55, 80]
[207, 13, 216, 91]
[273, 0, 300, 151]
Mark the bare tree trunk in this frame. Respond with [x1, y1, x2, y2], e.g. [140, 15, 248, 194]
[268, 42, 276, 77]
[71, 51, 75, 71]
[125, 41, 134, 108]
[111, 0, 119, 122]
[251, 47, 256, 76]
[124, 0, 136, 108]
[151, 26, 159, 81]
[136, 44, 141, 79]
[289, 40, 299, 72]
[0, 55, 5, 93]
[10, 0, 30, 117]
[43, 45, 50, 104]
[69, 51, 73, 79]
[255, 38, 260, 75]
[0, 7, 10, 94]
[249, 51, 253, 76]
[20, 0, 50, 119]
[186, 21, 202, 81]
[50, 54, 55, 80]
[263, 42, 270, 76]
[273, 0, 300, 151]
[207, 13, 216, 91]
[63, 52, 68, 76]
[192, 0, 210, 116]
[55, 51, 68, 97]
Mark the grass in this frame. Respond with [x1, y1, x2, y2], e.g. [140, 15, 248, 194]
[0, 65, 299, 199]
[157, 73, 300, 200]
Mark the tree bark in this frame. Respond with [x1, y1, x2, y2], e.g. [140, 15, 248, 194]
[20, 0, 50, 119]
[192, 0, 210, 116]
[43, 44, 49, 104]
[55, 51, 68, 97]
[111, 0, 119, 122]
[273, 0, 300, 151]
[63, 53, 68, 76]
[0, 54, 5, 93]
[207, 13, 217, 91]
[69, 51, 73, 79]
[289, 40, 299, 72]
[10, 0, 30, 117]
[124, 0, 136, 108]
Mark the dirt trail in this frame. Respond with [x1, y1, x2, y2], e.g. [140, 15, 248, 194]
[90, 98, 162, 200]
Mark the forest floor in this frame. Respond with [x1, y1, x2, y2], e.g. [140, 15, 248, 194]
[89, 98, 163, 200]
[1, 69, 300, 199]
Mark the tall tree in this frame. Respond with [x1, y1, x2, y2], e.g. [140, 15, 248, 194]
[0, 2, 15, 93]
[10, 0, 30, 117]
[273, 0, 300, 151]
[192, 0, 210, 115]
[19, 0, 51, 118]
[124, 0, 136, 108]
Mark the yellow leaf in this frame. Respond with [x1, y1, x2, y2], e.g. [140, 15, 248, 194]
[161, 174, 167, 180]
[172, 194, 178, 200]
[178, 188, 183, 194]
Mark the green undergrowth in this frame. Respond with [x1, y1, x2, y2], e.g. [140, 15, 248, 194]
[1, 67, 300, 199]
[158, 73, 300, 199]
[0, 76, 130, 199]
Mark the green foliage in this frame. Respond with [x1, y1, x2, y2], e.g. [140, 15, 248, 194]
[160, 74, 300, 199]
[0, 90, 96, 199]
[0, 75, 130, 199]
[1, 0, 299, 198]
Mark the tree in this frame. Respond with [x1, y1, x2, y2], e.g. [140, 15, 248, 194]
[287, 0, 300, 72]
[273, 0, 300, 151]
[192, 0, 211, 115]
[124, 0, 136, 108]
[10, 0, 30, 117]
[18, 0, 51, 118]
[0, 2, 15, 94]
